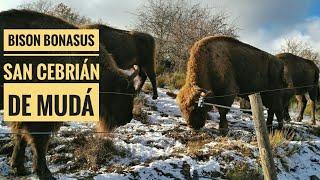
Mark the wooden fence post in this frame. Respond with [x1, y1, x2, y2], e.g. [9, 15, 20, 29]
[249, 93, 277, 180]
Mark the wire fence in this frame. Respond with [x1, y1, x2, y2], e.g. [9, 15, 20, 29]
[195, 101, 253, 112]
[0, 127, 191, 136]
[0, 83, 318, 97]
[0, 83, 318, 135]
[202, 84, 318, 99]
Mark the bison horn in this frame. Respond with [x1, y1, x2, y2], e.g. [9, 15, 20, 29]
[121, 65, 140, 80]
[129, 65, 140, 80]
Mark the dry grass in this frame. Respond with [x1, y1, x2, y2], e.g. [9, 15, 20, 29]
[74, 136, 126, 170]
[142, 82, 153, 93]
[186, 139, 211, 155]
[157, 72, 185, 89]
[304, 102, 320, 119]
[269, 129, 295, 151]
[225, 163, 263, 180]
[290, 99, 320, 120]
[133, 95, 149, 124]
[215, 137, 254, 157]
[181, 136, 254, 161]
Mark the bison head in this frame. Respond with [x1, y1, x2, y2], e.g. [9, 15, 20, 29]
[177, 84, 212, 130]
[98, 65, 140, 131]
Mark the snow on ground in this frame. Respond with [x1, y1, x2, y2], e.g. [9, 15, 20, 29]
[0, 88, 319, 179]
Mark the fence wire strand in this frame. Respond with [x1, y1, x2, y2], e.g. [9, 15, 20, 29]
[202, 84, 318, 99]
[0, 83, 318, 135]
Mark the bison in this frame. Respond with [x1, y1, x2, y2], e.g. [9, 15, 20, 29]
[177, 36, 290, 132]
[239, 53, 320, 125]
[84, 24, 158, 99]
[0, 10, 140, 180]
[276, 53, 319, 125]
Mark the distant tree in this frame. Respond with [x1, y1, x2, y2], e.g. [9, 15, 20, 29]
[280, 38, 319, 64]
[135, 0, 238, 73]
[50, 3, 92, 25]
[18, 0, 53, 13]
[18, 0, 92, 25]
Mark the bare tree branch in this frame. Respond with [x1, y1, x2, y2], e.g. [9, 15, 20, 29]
[18, 0, 92, 25]
[280, 38, 319, 64]
[135, 0, 238, 73]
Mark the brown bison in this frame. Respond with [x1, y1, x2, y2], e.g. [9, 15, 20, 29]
[177, 36, 290, 132]
[276, 53, 319, 124]
[239, 53, 320, 125]
[84, 24, 158, 99]
[0, 10, 139, 180]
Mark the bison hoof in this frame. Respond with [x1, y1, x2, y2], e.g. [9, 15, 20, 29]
[11, 166, 29, 176]
[36, 168, 56, 180]
[188, 123, 204, 130]
[152, 95, 158, 100]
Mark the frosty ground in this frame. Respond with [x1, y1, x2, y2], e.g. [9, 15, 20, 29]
[0, 88, 319, 180]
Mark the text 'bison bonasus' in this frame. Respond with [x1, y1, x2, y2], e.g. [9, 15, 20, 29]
[0, 9, 140, 180]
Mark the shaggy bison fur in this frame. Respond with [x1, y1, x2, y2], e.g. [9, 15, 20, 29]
[0, 10, 139, 180]
[84, 24, 158, 99]
[177, 36, 290, 132]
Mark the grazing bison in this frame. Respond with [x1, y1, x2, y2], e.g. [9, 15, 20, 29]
[276, 53, 319, 124]
[177, 36, 290, 132]
[0, 10, 139, 180]
[84, 24, 158, 99]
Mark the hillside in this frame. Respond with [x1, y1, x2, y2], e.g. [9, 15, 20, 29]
[0, 88, 319, 179]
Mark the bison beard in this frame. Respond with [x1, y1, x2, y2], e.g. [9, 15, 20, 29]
[177, 36, 289, 132]
[0, 10, 139, 180]
[83, 24, 158, 99]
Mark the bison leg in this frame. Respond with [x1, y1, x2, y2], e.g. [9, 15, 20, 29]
[217, 95, 234, 134]
[266, 110, 274, 130]
[310, 100, 316, 125]
[29, 134, 55, 180]
[275, 110, 284, 129]
[144, 66, 158, 99]
[283, 103, 292, 122]
[296, 95, 307, 122]
[239, 98, 252, 114]
[10, 134, 28, 175]
[309, 88, 318, 125]
[218, 108, 229, 135]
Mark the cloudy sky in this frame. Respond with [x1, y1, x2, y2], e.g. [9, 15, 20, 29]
[1, 0, 320, 54]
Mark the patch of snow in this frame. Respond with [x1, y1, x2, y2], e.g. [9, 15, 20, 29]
[0, 88, 319, 179]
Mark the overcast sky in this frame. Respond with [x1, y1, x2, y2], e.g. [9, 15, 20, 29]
[1, 0, 320, 54]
